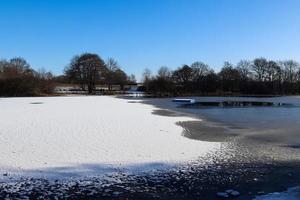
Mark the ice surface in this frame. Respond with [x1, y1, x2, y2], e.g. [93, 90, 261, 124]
[0, 96, 220, 179]
[253, 187, 300, 200]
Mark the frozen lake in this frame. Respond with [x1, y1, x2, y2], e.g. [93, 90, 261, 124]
[0, 96, 220, 180]
[141, 96, 300, 199]
[0, 95, 300, 199]
[144, 96, 300, 146]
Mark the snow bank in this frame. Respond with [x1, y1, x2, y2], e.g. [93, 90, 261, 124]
[253, 187, 300, 200]
[0, 96, 220, 179]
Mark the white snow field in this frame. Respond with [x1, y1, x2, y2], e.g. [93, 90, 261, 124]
[0, 96, 220, 180]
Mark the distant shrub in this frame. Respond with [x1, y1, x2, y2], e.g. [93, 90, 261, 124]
[0, 58, 54, 97]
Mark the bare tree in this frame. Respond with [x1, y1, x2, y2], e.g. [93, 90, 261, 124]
[105, 58, 120, 91]
[236, 60, 252, 80]
[191, 61, 210, 80]
[157, 66, 172, 79]
[9, 57, 31, 74]
[281, 60, 299, 83]
[65, 53, 106, 94]
[106, 58, 119, 72]
[252, 58, 268, 82]
[128, 74, 136, 84]
[0, 57, 54, 96]
[142, 68, 152, 91]
[265, 60, 280, 82]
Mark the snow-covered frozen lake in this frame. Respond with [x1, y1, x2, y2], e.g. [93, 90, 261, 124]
[0, 96, 220, 180]
[1, 96, 300, 199]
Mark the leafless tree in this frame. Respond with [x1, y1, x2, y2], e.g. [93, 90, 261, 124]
[236, 60, 252, 80]
[191, 61, 210, 81]
[157, 66, 172, 79]
[65, 53, 106, 94]
[105, 58, 120, 91]
[252, 58, 268, 82]
[281, 60, 299, 83]
[142, 68, 152, 91]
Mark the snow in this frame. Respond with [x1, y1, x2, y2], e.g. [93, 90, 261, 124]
[0, 96, 220, 179]
[253, 187, 300, 200]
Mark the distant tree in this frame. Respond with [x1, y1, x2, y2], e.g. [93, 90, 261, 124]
[65, 53, 106, 94]
[0, 60, 9, 78]
[112, 69, 128, 90]
[36, 68, 55, 94]
[105, 58, 120, 91]
[142, 68, 152, 92]
[127, 74, 137, 84]
[203, 70, 219, 94]
[252, 58, 268, 82]
[139, 58, 300, 96]
[9, 57, 31, 75]
[190, 61, 210, 93]
[263, 61, 278, 82]
[106, 58, 119, 71]
[219, 62, 241, 92]
[219, 62, 237, 80]
[236, 60, 252, 80]
[279, 60, 300, 94]
[157, 66, 172, 79]
[191, 61, 210, 79]
[52, 75, 68, 83]
[148, 67, 175, 96]
[0, 57, 54, 96]
[236, 60, 252, 94]
[172, 65, 193, 92]
[2, 57, 33, 78]
[266, 61, 282, 93]
[282, 60, 299, 83]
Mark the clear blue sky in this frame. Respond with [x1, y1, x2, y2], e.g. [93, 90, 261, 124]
[0, 0, 300, 80]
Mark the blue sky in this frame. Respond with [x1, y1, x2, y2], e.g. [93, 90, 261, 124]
[0, 0, 300, 80]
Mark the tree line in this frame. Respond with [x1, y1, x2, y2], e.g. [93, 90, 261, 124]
[0, 53, 136, 96]
[2, 55, 300, 97]
[0, 58, 54, 96]
[143, 58, 300, 96]
[64, 53, 136, 94]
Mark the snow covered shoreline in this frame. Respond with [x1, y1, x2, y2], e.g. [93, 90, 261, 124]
[0, 96, 220, 180]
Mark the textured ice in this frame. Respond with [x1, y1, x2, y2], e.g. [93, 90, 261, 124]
[0, 96, 220, 179]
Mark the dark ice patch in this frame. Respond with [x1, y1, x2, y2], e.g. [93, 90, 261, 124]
[30, 102, 44, 105]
